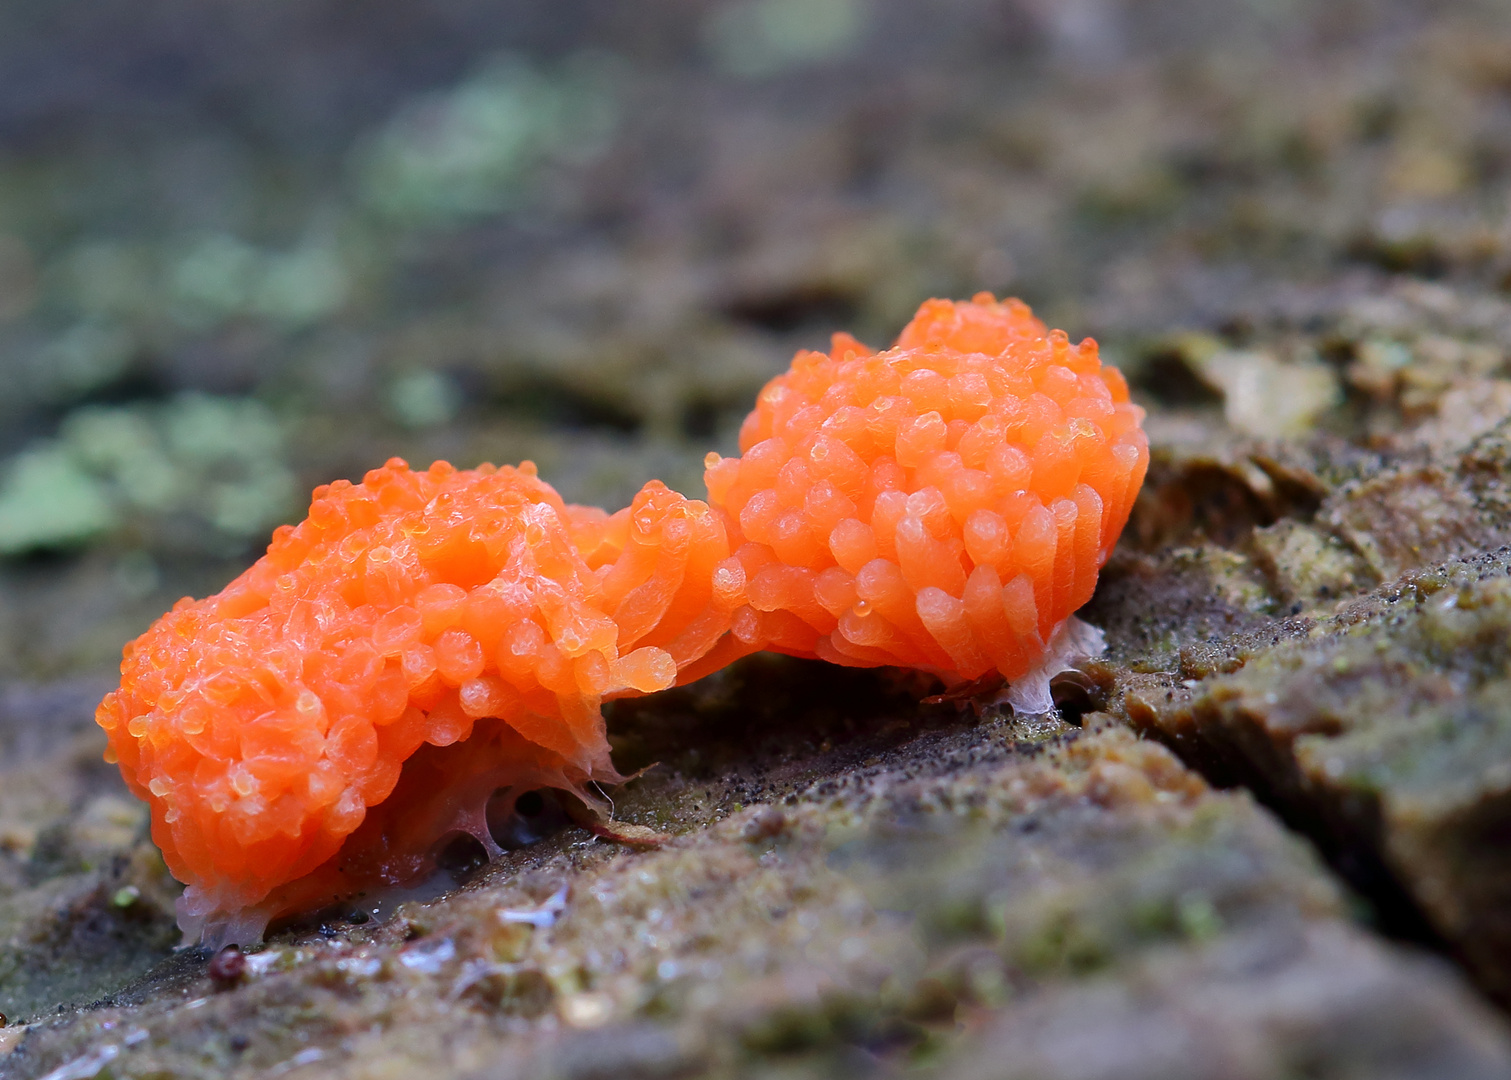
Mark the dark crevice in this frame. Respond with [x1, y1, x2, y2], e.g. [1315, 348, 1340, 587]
[487, 788, 574, 851]
[434, 831, 489, 883]
[603, 654, 938, 784]
[720, 284, 861, 335]
[680, 395, 729, 441]
[488, 374, 643, 434]
[1132, 349, 1224, 407]
[1343, 232, 1453, 279]
[1048, 670, 1099, 726]
[1128, 461, 1281, 551]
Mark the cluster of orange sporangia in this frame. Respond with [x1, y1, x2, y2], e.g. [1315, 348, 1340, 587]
[96, 295, 1148, 944]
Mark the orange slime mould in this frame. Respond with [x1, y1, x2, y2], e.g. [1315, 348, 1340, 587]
[96, 294, 1147, 945]
[97, 465, 745, 944]
[706, 293, 1148, 708]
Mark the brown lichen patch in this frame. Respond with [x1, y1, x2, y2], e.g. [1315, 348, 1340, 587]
[1319, 466, 1506, 581]
[1125, 552, 1511, 1004]
[1189, 347, 1342, 440]
[1250, 520, 1376, 610]
[1104, 324, 1511, 635]
[12, 721, 1491, 1079]
[1129, 444, 1299, 553]
[1326, 281, 1511, 452]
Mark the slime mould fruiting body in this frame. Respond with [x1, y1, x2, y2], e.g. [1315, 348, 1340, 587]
[706, 296, 1147, 709]
[96, 295, 1148, 945]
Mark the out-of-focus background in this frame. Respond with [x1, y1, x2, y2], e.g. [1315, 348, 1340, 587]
[0, 0, 1507, 683]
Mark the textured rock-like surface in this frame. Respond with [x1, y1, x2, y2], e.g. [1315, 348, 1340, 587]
[940, 920, 1511, 1080]
[0, 679, 179, 1022]
[9, 703, 1509, 1078]
[1126, 553, 1511, 1004]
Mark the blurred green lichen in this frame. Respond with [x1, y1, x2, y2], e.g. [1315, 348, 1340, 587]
[355, 53, 619, 225]
[49, 234, 348, 335]
[0, 448, 117, 554]
[703, 0, 869, 77]
[0, 393, 297, 557]
[388, 370, 462, 430]
[168, 234, 348, 329]
[29, 321, 135, 401]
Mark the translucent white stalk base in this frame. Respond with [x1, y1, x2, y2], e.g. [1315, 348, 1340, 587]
[996, 616, 1106, 716]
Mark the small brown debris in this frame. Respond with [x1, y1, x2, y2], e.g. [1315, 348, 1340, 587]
[209, 945, 248, 989]
[741, 807, 787, 842]
[561, 797, 669, 847]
